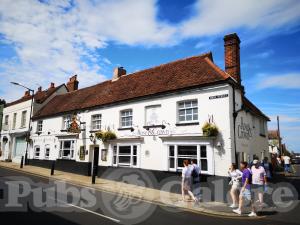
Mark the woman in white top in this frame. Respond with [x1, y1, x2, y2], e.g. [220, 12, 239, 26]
[182, 159, 198, 202]
[228, 163, 243, 208]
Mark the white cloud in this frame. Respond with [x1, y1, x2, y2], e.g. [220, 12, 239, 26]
[0, 0, 300, 102]
[180, 0, 300, 38]
[256, 73, 300, 89]
[252, 50, 274, 59]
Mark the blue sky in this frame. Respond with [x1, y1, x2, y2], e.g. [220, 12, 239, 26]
[0, 0, 300, 152]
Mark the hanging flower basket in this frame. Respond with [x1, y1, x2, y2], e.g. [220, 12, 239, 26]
[95, 130, 117, 143]
[202, 122, 219, 137]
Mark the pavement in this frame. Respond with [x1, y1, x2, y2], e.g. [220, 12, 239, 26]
[0, 161, 299, 225]
[0, 161, 242, 217]
[0, 162, 298, 223]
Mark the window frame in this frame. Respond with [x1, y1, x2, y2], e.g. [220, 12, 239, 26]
[177, 99, 198, 123]
[21, 110, 27, 128]
[62, 115, 71, 130]
[34, 146, 40, 159]
[37, 120, 43, 133]
[44, 144, 50, 159]
[12, 113, 17, 130]
[259, 119, 266, 136]
[120, 109, 133, 128]
[167, 144, 208, 173]
[112, 144, 139, 168]
[91, 114, 102, 131]
[59, 140, 75, 160]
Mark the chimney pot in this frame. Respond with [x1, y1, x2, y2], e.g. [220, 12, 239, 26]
[37, 86, 42, 92]
[224, 33, 241, 84]
[113, 67, 126, 80]
[50, 82, 55, 88]
[67, 75, 79, 91]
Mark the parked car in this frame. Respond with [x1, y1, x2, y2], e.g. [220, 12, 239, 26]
[291, 157, 300, 164]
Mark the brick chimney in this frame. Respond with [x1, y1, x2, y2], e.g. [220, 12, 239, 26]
[49, 82, 55, 89]
[23, 90, 30, 98]
[224, 33, 241, 84]
[37, 86, 42, 92]
[112, 67, 126, 81]
[67, 75, 79, 91]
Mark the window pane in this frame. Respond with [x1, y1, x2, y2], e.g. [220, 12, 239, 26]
[133, 156, 137, 166]
[64, 141, 71, 149]
[186, 115, 192, 121]
[177, 158, 185, 168]
[179, 115, 185, 121]
[201, 159, 208, 171]
[169, 145, 174, 156]
[133, 146, 137, 155]
[119, 146, 131, 155]
[169, 158, 175, 168]
[200, 146, 207, 158]
[178, 146, 197, 156]
[118, 156, 131, 164]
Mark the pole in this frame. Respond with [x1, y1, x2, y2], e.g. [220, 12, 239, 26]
[51, 161, 55, 175]
[20, 156, 24, 168]
[24, 90, 34, 165]
[277, 116, 282, 155]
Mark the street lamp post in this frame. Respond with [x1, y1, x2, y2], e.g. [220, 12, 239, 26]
[10, 82, 34, 166]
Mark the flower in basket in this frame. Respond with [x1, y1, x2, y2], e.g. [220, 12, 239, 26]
[202, 122, 219, 137]
[95, 130, 117, 143]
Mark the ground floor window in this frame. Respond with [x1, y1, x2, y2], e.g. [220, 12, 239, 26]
[59, 140, 75, 159]
[34, 146, 40, 159]
[45, 145, 50, 159]
[168, 145, 208, 172]
[112, 144, 138, 167]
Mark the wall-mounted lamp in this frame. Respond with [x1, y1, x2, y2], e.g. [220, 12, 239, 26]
[89, 133, 96, 143]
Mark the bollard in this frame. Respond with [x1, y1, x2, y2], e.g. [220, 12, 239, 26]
[92, 165, 98, 184]
[51, 161, 55, 176]
[20, 156, 24, 168]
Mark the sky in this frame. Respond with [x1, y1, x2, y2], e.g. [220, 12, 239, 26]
[0, 0, 300, 152]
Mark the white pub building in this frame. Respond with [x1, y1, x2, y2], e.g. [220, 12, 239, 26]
[3, 33, 269, 178]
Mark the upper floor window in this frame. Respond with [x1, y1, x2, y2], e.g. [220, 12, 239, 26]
[91, 114, 101, 130]
[145, 105, 161, 126]
[3, 115, 9, 130]
[120, 109, 132, 128]
[37, 120, 43, 132]
[178, 100, 198, 123]
[259, 119, 265, 135]
[12, 113, 17, 130]
[21, 111, 27, 128]
[62, 115, 71, 130]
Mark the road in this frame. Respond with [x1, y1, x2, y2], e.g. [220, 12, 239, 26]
[0, 166, 299, 225]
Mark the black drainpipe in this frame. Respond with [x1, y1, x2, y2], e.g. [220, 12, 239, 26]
[231, 84, 238, 165]
[231, 83, 244, 165]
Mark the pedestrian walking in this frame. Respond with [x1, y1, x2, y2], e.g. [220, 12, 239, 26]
[190, 159, 201, 202]
[181, 159, 198, 203]
[283, 155, 291, 173]
[251, 159, 267, 207]
[228, 163, 242, 208]
[233, 161, 257, 217]
[261, 157, 273, 179]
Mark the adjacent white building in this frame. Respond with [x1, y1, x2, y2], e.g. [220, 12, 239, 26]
[0, 82, 69, 163]
[26, 33, 269, 177]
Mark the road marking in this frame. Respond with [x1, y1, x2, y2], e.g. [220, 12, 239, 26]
[1, 175, 121, 224]
[53, 197, 121, 224]
[0, 165, 266, 220]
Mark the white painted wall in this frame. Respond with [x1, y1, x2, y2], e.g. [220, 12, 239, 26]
[30, 84, 234, 176]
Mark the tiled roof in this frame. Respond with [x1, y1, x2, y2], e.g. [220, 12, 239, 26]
[268, 130, 279, 139]
[242, 96, 270, 121]
[33, 52, 233, 119]
[5, 84, 65, 107]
